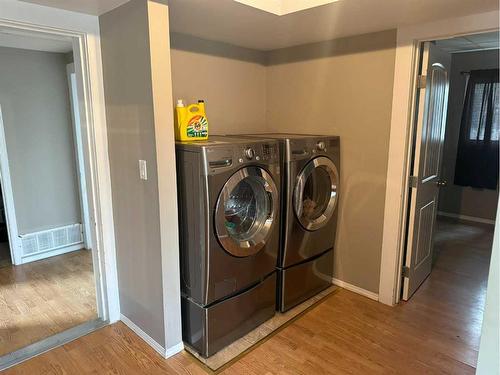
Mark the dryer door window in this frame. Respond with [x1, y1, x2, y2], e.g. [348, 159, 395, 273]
[215, 166, 278, 257]
[294, 156, 339, 231]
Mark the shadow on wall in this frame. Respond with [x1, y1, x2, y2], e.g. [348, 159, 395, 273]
[171, 30, 397, 66]
[170, 32, 267, 64]
[267, 30, 398, 65]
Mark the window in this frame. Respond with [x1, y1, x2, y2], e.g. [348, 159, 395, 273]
[455, 69, 499, 190]
[468, 82, 499, 141]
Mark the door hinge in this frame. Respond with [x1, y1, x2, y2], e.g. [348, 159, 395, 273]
[402, 266, 410, 278]
[417, 75, 427, 89]
[408, 175, 418, 188]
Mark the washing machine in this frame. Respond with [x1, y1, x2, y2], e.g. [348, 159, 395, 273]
[239, 134, 340, 312]
[175, 136, 281, 357]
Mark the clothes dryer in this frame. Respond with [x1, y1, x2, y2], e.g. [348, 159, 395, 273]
[240, 134, 340, 312]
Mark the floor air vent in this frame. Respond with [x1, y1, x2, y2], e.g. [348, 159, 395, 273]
[20, 224, 83, 257]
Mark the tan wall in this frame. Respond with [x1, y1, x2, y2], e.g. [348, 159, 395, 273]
[169, 30, 397, 293]
[439, 49, 499, 221]
[170, 34, 268, 135]
[266, 30, 397, 293]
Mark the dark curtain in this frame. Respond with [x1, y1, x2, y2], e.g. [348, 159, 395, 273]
[454, 69, 499, 190]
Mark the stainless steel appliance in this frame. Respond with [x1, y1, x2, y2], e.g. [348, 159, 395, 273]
[175, 136, 281, 357]
[240, 134, 340, 312]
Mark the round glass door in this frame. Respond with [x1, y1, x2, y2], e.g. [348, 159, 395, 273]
[215, 167, 278, 257]
[294, 156, 339, 231]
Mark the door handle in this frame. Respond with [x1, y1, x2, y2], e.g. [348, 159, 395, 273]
[436, 180, 447, 187]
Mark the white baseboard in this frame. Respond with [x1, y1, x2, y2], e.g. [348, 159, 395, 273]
[437, 211, 495, 225]
[120, 314, 166, 357]
[120, 314, 184, 359]
[165, 342, 184, 358]
[331, 278, 379, 301]
[20, 243, 84, 264]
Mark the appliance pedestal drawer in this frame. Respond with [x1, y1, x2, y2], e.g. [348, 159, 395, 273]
[278, 249, 333, 312]
[182, 272, 276, 357]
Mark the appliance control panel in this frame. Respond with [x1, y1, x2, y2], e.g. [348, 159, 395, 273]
[316, 141, 326, 151]
[244, 147, 255, 160]
[236, 143, 279, 164]
[205, 142, 279, 174]
[288, 137, 339, 161]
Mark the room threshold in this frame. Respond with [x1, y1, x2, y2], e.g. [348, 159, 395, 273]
[0, 319, 108, 371]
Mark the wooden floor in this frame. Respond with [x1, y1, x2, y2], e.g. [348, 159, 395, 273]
[4, 219, 493, 374]
[0, 250, 97, 356]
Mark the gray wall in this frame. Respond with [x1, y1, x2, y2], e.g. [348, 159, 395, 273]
[439, 49, 499, 221]
[0, 46, 81, 234]
[100, 0, 167, 348]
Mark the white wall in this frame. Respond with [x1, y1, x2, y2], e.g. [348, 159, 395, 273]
[0, 46, 81, 234]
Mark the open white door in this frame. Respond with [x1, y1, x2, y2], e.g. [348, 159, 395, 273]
[403, 42, 451, 300]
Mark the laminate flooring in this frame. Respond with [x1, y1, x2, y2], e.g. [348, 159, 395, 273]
[5, 219, 493, 374]
[0, 250, 97, 356]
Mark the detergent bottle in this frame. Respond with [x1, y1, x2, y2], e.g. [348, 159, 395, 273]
[175, 99, 209, 141]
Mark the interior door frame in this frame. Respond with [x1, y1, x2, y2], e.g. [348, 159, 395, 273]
[378, 11, 499, 306]
[66, 62, 93, 250]
[0, 1, 120, 368]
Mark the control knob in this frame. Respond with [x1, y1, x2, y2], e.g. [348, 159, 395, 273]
[317, 141, 326, 151]
[244, 147, 255, 160]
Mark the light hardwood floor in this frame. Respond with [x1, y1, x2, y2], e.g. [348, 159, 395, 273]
[0, 250, 97, 356]
[4, 219, 493, 374]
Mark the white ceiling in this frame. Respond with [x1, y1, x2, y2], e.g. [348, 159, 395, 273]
[19, 0, 500, 50]
[168, 0, 499, 50]
[435, 31, 499, 53]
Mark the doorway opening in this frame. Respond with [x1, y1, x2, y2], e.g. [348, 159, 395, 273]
[398, 31, 499, 368]
[0, 25, 108, 369]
